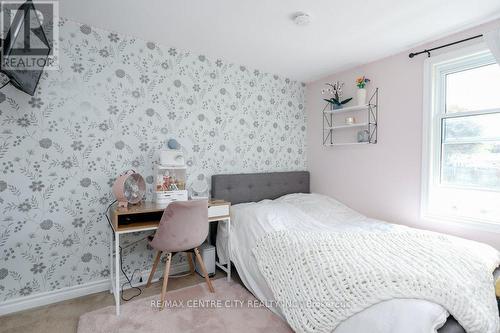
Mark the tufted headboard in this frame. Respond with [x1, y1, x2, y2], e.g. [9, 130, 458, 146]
[211, 171, 310, 204]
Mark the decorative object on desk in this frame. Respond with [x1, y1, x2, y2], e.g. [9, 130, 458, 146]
[160, 150, 184, 166]
[190, 179, 209, 199]
[160, 174, 179, 191]
[355, 76, 371, 106]
[321, 81, 352, 110]
[357, 129, 370, 143]
[154, 166, 188, 206]
[160, 147, 184, 167]
[159, 138, 184, 166]
[112, 170, 146, 208]
[345, 117, 355, 125]
[166, 138, 181, 150]
[155, 139, 188, 206]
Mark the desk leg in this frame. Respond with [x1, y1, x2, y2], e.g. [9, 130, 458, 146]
[114, 233, 120, 316]
[109, 231, 113, 294]
[227, 217, 231, 281]
[213, 217, 231, 281]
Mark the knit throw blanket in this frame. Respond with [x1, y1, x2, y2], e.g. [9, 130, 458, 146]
[253, 230, 500, 333]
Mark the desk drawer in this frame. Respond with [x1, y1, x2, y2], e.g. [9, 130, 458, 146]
[208, 204, 229, 218]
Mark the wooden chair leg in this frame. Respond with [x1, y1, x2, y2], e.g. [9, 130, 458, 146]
[186, 252, 195, 275]
[146, 251, 162, 288]
[194, 248, 214, 293]
[160, 253, 172, 310]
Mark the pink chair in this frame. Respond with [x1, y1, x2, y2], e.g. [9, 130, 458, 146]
[146, 199, 214, 309]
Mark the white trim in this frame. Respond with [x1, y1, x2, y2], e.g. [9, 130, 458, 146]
[0, 262, 188, 316]
[0, 279, 109, 316]
[421, 42, 500, 232]
[421, 53, 433, 222]
[422, 214, 500, 234]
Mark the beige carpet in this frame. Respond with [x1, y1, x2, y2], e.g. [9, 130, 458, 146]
[77, 279, 292, 333]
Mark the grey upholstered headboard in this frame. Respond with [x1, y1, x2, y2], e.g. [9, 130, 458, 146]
[211, 171, 310, 204]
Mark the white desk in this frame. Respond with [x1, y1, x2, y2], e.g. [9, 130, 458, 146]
[108, 200, 231, 316]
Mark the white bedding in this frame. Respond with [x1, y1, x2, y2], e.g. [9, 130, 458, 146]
[216, 193, 498, 333]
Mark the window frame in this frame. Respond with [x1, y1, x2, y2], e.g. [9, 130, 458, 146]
[421, 43, 500, 231]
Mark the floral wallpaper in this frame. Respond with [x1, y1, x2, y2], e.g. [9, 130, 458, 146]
[0, 18, 306, 302]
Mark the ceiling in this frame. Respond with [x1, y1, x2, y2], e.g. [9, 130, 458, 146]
[59, 0, 500, 82]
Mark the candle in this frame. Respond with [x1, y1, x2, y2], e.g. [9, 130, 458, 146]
[345, 117, 355, 125]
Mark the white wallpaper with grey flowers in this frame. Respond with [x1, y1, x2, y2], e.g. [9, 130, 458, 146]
[0, 18, 306, 302]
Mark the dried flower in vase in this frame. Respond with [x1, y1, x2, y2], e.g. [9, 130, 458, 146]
[356, 76, 370, 89]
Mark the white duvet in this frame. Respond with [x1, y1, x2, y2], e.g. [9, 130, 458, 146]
[216, 193, 499, 333]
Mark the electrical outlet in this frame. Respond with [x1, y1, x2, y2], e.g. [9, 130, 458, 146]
[130, 271, 144, 286]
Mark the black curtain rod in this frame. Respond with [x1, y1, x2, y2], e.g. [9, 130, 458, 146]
[408, 34, 483, 58]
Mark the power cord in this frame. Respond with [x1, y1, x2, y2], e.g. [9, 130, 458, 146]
[118, 245, 142, 301]
[104, 199, 143, 302]
[104, 200, 117, 231]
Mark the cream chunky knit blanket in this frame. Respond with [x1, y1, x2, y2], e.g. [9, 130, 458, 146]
[253, 230, 500, 333]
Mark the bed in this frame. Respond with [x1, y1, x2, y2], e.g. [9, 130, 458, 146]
[212, 171, 500, 333]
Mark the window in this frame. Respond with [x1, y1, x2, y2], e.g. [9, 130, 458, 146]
[422, 44, 500, 226]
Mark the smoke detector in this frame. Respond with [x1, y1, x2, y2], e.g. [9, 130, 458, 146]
[293, 12, 311, 26]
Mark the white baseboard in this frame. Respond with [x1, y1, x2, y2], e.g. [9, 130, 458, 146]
[0, 262, 189, 316]
[0, 279, 109, 316]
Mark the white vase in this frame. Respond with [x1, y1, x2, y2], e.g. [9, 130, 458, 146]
[356, 88, 367, 106]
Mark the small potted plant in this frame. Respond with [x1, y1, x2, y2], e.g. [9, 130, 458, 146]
[355, 76, 370, 106]
[322, 81, 352, 110]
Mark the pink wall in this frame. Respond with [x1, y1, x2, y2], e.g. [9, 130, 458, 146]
[306, 19, 500, 249]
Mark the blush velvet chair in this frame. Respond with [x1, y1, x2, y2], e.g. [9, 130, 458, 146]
[146, 199, 214, 309]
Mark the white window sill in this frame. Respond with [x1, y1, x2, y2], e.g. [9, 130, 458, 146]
[421, 213, 500, 234]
